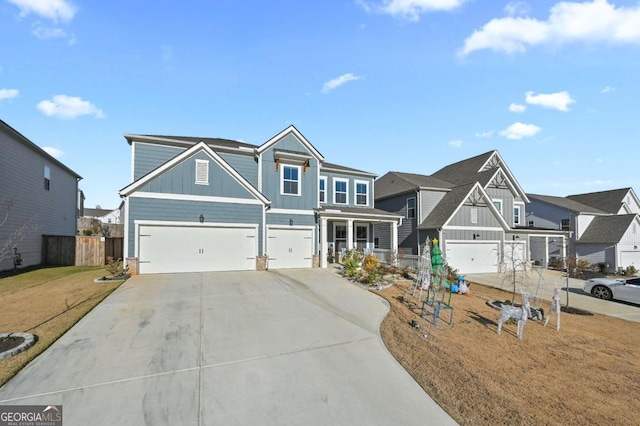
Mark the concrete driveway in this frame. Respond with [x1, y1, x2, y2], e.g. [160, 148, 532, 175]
[465, 269, 640, 323]
[0, 269, 455, 425]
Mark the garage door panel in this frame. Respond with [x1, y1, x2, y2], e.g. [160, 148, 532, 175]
[267, 228, 313, 269]
[139, 225, 256, 274]
[620, 251, 640, 269]
[446, 242, 499, 274]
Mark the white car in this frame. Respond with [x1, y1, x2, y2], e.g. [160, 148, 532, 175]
[583, 277, 640, 303]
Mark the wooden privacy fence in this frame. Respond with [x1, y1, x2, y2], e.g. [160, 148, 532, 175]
[75, 236, 104, 266]
[42, 235, 76, 265]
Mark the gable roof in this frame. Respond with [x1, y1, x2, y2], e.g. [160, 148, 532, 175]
[321, 162, 376, 177]
[124, 134, 257, 152]
[418, 182, 510, 230]
[256, 125, 324, 161]
[567, 188, 631, 214]
[83, 208, 117, 218]
[119, 141, 270, 205]
[430, 151, 496, 186]
[527, 193, 607, 215]
[1, 119, 82, 179]
[375, 172, 453, 200]
[578, 214, 638, 244]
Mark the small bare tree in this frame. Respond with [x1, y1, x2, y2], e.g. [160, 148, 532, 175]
[501, 240, 531, 303]
[0, 198, 36, 264]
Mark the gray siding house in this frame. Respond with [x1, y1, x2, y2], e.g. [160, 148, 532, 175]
[374, 150, 565, 274]
[0, 120, 82, 271]
[119, 126, 402, 274]
[528, 188, 640, 271]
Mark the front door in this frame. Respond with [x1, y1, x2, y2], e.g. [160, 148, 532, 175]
[335, 224, 346, 257]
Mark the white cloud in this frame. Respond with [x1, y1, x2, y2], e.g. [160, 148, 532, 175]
[358, 0, 466, 21]
[321, 73, 361, 94]
[504, 1, 531, 17]
[42, 146, 64, 159]
[584, 179, 614, 187]
[525, 90, 575, 111]
[0, 88, 19, 100]
[8, 0, 76, 23]
[33, 26, 67, 39]
[474, 130, 493, 138]
[37, 95, 105, 119]
[459, 0, 640, 56]
[449, 139, 462, 148]
[509, 103, 526, 113]
[601, 85, 614, 93]
[499, 122, 541, 140]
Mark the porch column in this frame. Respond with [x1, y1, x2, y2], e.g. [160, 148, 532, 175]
[544, 236, 550, 269]
[346, 219, 354, 251]
[391, 221, 398, 266]
[561, 235, 567, 260]
[320, 218, 328, 268]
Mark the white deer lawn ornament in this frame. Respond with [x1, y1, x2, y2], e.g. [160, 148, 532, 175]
[544, 282, 561, 331]
[497, 292, 533, 340]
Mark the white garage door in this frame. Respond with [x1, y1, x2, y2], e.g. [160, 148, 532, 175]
[503, 241, 527, 271]
[620, 251, 640, 269]
[445, 242, 499, 274]
[138, 224, 257, 274]
[267, 227, 313, 269]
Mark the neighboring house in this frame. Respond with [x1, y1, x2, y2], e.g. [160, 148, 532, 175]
[374, 150, 566, 274]
[119, 126, 402, 274]
[527, 188, 640, 271]
[77, 202, 125, 238]
[0, 120, 82, 271]
[83, 206, 122, 224]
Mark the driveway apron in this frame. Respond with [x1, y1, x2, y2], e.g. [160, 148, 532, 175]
[0, 269, 455, 425]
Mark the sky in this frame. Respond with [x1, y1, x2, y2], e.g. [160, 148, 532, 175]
[1, 0, 639, 209]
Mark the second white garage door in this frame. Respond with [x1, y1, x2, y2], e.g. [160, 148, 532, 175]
[267, 227, 313, 269]
[620, 251, 640, 269]
[445, 241, 499, 274]
[138, 224, 257, 274]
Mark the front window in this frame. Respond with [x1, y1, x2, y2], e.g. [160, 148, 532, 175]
[319, 176, 327, 203]
[514, 205, 521, 225]
[407, 197, 416, 219]
[44, 165, 51, 191]
[493, 199, 503, 215]
[355, 180, 368, 206]
[281, 165, 301, 196]
[334, 179, 348, 204]
[356, 225, 368, 249]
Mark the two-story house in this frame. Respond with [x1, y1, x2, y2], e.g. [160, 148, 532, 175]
[0, 120, 82, 271]
[119, 126, 402, 274]
[528, 188, 640, 271]
[374, 150, 566, 274]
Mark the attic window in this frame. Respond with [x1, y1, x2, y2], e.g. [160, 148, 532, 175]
[195, 160, 209, 185]
[471, 208, 478, 224]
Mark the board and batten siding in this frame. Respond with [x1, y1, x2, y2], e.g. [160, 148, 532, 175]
[136, 151, 256, 199]
[321, 172, 375, 209]
[260, 135, 318, 210]
[133, 143, 184, 180]
[219, 152, 258, 188]
[0, 127, 78, 271]
[485, 187, 516, 226]
[127, 197, 263, 258]
[449, 205, 502, 228]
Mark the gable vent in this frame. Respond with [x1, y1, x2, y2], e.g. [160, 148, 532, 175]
[195, 159, 209, 185]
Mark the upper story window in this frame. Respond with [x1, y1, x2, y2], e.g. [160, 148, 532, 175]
[514, 205, 521, 226]
[195, 160, 209, 185]
[281, 165, 301, 196]
[492, 199, 503, 215]
[334, 178, 348, 204]
[319, 176, 327, 203]
[355, 180, 369, 206]
[44, 165, 51, 191]
[407, 197, 416, 219]
[561, 218, 570, 231]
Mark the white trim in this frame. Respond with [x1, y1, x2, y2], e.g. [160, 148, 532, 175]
[442, 183, 511, 230]
[406, 197, 416, 219]
[131, 142, 136, 182]
[333, 177, 349, 205]
[195, 159, 209, 185]
[320, 215, 401, 224]
[123, 197, 130, 263]
[444, 226, 504, 231]
[471, 208, 478, 224]
[129, 191, 265, 205]
[480, 152, 530, 203]
[257, 126, 324, 161]
[135, 219, 259, 228]
[320, 165, 376, 178]
[266, 224, 316, 231]
[258, 152, 263, 192]
[319, 176, 327, 205]
[267, 208, 315, 216]
[119, 141, 270, 205]
[280, 164, 302, 196]
[513, 202, 524, 226]
[354, 179, 369, 206]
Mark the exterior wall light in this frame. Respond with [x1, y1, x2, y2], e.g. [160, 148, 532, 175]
[289, 218, 294, 226]
[199, 214, 205, 223]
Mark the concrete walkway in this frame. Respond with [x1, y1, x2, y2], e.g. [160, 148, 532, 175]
[0, 269, 455, 425]
[465, 269, 640, 323]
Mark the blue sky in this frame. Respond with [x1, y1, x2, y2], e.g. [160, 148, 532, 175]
[1, 0, 639, 209]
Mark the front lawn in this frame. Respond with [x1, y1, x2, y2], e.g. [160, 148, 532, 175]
[0, 266, 123, 386]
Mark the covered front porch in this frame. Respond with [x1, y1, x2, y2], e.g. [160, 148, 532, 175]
[316, 207, 402, 268]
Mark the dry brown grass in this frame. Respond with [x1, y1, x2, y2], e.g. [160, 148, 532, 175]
[0, 266, 123, 386]
[374, 282, 640, 426]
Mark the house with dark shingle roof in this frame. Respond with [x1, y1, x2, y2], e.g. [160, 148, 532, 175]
[528, 188, 640, 271]
[119, 126, 402, 274]
[374, 150, 567, 274]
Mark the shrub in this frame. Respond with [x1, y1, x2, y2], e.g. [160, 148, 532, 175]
[82, 229, 93, 236]
[105, 257, 124, 279]
[362, 254, 379, 273]
[626, 265, 638, 277]
[342, 249, 364, 277]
